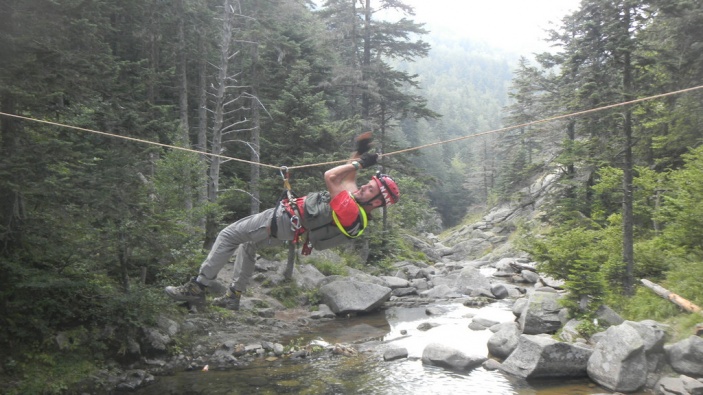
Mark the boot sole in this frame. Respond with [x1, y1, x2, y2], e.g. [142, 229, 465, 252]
[164, 287, 205, 302]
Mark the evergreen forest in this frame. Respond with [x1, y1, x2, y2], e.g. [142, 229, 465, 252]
[1, 0, 703, 392]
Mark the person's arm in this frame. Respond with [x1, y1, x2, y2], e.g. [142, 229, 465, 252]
[324, 133, 375, 199]
[324, 162, 359, 199]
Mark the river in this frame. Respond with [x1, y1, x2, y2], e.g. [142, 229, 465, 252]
[133, 298, 644, 394]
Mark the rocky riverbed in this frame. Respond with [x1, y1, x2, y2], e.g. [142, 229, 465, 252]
[82, 173, 703, 394]
[90, 244, 703, 394]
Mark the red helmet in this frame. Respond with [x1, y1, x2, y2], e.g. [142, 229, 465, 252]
[372, 174, 400, 206]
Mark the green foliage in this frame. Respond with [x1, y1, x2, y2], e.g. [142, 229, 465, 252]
[269, 280, 303, 308]
[575, 320, 605, 338]
[2, 352, 99, 395]
[306, 257, 349, 276]
[524, 224, 613, 316]
[623, 286, 681, 322]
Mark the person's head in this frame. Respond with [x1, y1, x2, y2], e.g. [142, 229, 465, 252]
[353, 173, 400, 210]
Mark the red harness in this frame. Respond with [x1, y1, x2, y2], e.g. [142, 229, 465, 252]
[279, 196, 313, 254]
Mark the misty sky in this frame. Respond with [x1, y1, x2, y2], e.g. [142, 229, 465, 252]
[393, 0, 581, 54]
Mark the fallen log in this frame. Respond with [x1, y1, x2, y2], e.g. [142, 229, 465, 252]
[509, 262, 537, 273]
[640, 279, 703, 316]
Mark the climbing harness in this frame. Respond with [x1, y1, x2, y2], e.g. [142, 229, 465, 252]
[275, 166, 313, 255]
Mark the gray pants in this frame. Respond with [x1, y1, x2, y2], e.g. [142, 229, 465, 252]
[196, 204, 295, 291]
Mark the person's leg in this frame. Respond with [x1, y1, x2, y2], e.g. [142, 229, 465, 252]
[196, 208, 275, 286]
[165, 208, 275, 302]
[214, 205, 295, 309]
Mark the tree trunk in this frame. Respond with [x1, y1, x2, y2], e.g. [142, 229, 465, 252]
[249, 10, 261, 215]
[284, 242, 295, 280]
[641, 279, 703, 315]
[205, 0, 235, 249]
[361, 0, 372, 120]
[177, 0, 193, 213]
[621, 4, 635, 296]
[0, 94, 23, 254]
[196, 31, 209, 230]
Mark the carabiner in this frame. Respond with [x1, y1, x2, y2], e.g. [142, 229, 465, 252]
[290, 215, 302, 230]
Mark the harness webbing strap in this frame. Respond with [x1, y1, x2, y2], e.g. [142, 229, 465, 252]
[332, 203, 367, 238]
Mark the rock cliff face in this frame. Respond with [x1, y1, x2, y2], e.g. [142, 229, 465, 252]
[436, 168, 562, 264]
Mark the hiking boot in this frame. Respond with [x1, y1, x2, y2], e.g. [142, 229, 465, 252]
[212, 287, 242, 310]
[164, 277, 206, 302]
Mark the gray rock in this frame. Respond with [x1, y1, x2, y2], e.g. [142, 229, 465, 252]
[392, 287, 418, 297]
[425, 306, 447, 316]
[116, 370, 155, 391]
[520, 270, 540, 284]
[587, 323, 647, 392]
[455, 267, 491, 295]
[518, 291, 564, 334]
[512, 298, 528, 318]
[293, 264, 326, 290]
[421, 343, 487, 371]
[487, 323, 521, 359]
[383, 347, 409, 361]
[346, 267, 386, 286]
[141, 327, 171, 353]
[683, 375, 703, 395]
[472, 316, 499, 328]
[595, 305, 625, 326]
[491, 283, 510, 299]
[500, 334, 592, 379]
[666, 336, 703, 376]
[656, 376, 688, 395]
[310, 304, 336, 319]
[421, 284, 463, 299]
[418, 322, 439, 331]
[156, 315, 179, 336]
[273, 343, 285, 356]
[444, 238, 492, 261]
[624, 320, 667, 355]
[319, 280, 391, 314]
[483, 359, 503, 371]
[402, 234, 441, 261]
[379, 276, 410, 289]
[539, 275, 565, 289]
[409, 278, 430, 291]
[559, 319, 584, 343]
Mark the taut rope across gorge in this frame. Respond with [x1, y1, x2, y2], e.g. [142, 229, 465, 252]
[1, 84, 702, 172]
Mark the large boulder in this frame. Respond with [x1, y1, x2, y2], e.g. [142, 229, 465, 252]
[624, 320, 668, 375]
[655, 375, 703, 395]
[666, 336, 703, 377]
[454, 267, 491, 296]
[379, 276, 410, 289]
[319, 280, 391, 315]
[487, 322, 521, 359]
[587, 323, 648, 392]
[293, 264, 326, 290]
[443, 238, 492, 261]
[517, 291, 564, 334]
[595, 304, 625, 327]
[421, 343, 487, 371]
[500, 334, 592, 379]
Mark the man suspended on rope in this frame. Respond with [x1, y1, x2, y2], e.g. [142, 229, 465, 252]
[164, 132, 400, 310]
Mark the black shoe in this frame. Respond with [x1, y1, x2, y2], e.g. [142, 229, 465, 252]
[212, 287, 242, 310]
[164, 278, 206, 302]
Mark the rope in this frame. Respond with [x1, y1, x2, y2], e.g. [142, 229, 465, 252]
[1, 84, 702, 172]
[0, 111, 281, 170]
[378, 83, 703, 160]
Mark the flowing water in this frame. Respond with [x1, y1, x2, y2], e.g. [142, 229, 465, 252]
[133, 298, 643, 395]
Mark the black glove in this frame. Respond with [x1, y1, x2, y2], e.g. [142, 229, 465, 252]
[358, 152, 378, 169]
[355, 132, 373, 155]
